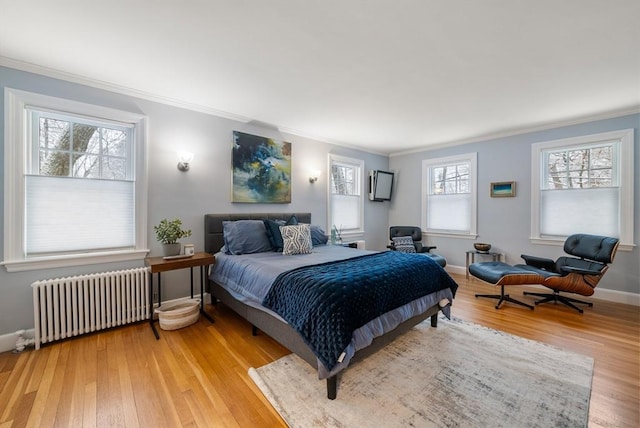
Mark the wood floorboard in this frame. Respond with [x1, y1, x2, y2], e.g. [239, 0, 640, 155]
[0, 272, 637, 427]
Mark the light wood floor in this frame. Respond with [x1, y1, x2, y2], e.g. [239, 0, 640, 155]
[1, 273, 638, 427]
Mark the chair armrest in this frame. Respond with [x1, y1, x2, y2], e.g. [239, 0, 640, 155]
[415, 243, 436, 253]
[520, 254, 556, 271]
[560, 266, 603, 276]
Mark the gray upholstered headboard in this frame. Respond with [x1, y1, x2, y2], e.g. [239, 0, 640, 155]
[204, 212, 312, 254]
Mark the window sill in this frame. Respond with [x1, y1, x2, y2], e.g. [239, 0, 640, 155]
[424, 231, 478, 240]
[529, 238, 635, 252]
[2, 249, 150, 272]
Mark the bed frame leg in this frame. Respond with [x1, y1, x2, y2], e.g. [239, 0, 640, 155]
[431, 313, 438, 328]
[327, 376, 337, 400]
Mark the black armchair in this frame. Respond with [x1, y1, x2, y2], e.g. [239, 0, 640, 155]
[388, 226, 446, 267]
[468, 233, 619, 312]
[517, 234, 619, 312]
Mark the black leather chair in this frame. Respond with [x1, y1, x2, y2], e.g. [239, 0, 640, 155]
[388, 226, 446, 267]
[469, 233, 619, 312]
[518, 234, 619, 312]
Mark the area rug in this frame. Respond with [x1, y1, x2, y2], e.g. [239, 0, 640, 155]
[249, 317, 593, 427]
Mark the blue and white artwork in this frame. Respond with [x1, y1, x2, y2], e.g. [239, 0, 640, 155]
[232, 131, 291, 203]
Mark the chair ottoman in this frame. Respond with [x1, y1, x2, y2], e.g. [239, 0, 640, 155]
[468, 262, 544, 309]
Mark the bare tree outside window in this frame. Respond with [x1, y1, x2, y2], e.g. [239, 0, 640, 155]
[331, 164, 356, 195]
[431, 163, 470, 195]
[38, 116, 128, 179]
[545, 144, 613, 189]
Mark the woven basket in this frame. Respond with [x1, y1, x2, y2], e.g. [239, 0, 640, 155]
[155, 299, 200, 330]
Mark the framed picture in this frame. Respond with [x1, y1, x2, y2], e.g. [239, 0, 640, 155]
[232, 131, 291, 203]
[490, 181, 515, 197]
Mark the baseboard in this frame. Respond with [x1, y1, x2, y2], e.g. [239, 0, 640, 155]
[593, 287, 640, 306]
[0, 331, 29, 354]
[0, 293, 214, 354]
[448, 264, 639, 306]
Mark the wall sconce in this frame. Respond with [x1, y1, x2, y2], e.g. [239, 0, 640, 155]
[177, 151, 194, 172]
[309, 170, 321, 183]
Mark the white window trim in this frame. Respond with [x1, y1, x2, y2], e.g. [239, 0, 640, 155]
[421, 152, 478, 239]
[2, 88, 149, 272]
[327, 154, 365, 239]
[530, 129, 634, 251]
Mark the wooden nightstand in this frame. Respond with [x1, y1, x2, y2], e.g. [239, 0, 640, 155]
[144, 252, 215, 339]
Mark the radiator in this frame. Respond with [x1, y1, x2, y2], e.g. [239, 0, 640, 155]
[31, 267, 150, 349]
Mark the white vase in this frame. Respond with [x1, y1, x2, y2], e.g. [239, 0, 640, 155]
[162, 243, 181, 256]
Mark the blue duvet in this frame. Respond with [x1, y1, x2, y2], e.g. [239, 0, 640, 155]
[262, 251, 458, 370]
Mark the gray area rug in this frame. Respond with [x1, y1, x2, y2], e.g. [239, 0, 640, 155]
[249, 317, 593, 427]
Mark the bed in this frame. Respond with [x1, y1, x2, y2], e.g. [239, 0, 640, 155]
[204, 213, 458, 399]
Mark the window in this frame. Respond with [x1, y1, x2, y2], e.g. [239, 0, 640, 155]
[328, 154, 364, 237]
[531, 129, 634, 248]
[422, 153, 477, 237]
[3, 88, 148, 272]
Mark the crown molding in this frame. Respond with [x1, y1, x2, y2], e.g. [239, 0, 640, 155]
[0, 56, 253, 124]
[390, 106, 640, 157]
[0, 56, 393, 157]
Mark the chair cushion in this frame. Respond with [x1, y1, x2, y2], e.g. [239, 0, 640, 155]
[470, 262, 546, 285]
[563, 234, 619, 264]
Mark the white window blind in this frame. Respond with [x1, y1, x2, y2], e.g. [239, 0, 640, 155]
[427, 193, 472, 232]
[26, 176, 135, 254]
[540, 188, 618, 237]
[331, 194, 360, 230]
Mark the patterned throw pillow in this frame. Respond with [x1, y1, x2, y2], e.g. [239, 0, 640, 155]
[392, 236, 416, 253]
[280, 224, 313, 255]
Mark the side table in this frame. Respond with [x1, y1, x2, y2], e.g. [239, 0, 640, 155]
[144, 252, 215, 339]
[465, 250, 502, 279]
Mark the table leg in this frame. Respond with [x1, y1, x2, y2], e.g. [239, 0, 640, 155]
[200, 264, 214, 323]
[466, 252, 470, 279]
[190, 267, 194, 299]
[149, 272, 159, 339]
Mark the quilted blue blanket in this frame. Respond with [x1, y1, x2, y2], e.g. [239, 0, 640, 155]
[262, 251, 458, 370]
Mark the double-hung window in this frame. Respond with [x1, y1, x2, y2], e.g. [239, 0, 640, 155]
[531, 129, 634, 248]
[328, 154, 364, 237]
[3, 88, 148, 271]
[422, 153, 477, 237]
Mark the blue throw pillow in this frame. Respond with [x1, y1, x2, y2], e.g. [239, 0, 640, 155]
[222, 220, 273, 255]
[263, 215, 298, 251]
[310, 225, 328, 246]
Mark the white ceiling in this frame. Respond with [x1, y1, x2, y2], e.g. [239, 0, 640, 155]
[1, 1, 639, 155]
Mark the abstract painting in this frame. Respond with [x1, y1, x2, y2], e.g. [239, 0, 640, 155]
[232, 131, 291, 203]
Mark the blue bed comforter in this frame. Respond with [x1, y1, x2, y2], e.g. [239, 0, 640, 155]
[262, 251, 458, 370]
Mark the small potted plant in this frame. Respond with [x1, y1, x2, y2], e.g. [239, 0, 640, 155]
[154, 218, 192, 256]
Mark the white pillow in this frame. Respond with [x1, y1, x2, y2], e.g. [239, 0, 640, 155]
[280, 224, 313, 255]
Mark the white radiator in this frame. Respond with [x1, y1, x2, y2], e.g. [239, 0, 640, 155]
[31, 267, 150, 349]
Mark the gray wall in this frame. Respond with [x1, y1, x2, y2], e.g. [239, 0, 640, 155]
[0, 66, 389, 336]
[389, 113, 640, 295]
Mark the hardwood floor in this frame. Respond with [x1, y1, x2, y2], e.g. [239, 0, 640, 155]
[1, 273, 638, 427]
